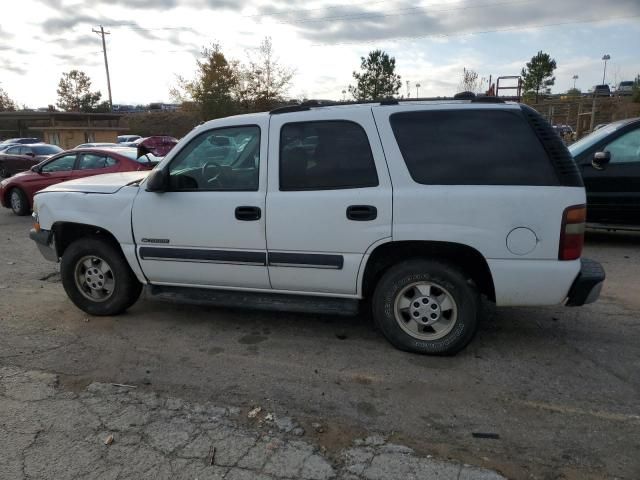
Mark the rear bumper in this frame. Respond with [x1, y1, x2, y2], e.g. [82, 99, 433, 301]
[565, 258, 605, 306]
[29, 228, 58, 262]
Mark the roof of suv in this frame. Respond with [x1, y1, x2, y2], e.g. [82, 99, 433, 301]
[198, 98, 519, 131]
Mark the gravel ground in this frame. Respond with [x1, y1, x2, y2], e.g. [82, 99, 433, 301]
[1, 209, 639, 479]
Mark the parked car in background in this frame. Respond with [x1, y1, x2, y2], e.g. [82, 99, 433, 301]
[617, 81, 634, 96]
[0, 146, 160, 215]
[568, 117, 640, 226]
[553, 124, 576, 143]
[592, 85, 611, 97]
[74, 142, 119, 149]
[0, 144, 63, 178]
[0, 144, 19, 153]
[0, 137, 41, 145]
[117, 135, 142, 143]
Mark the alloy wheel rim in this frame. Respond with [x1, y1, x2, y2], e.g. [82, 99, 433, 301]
[74, 255, 115, 302]
[393, 281, 458, 341]
[10, 191, 22, 212]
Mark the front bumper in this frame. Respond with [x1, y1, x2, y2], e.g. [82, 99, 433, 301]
[566, 258, 605, 306]
[29, 228, 58, 262]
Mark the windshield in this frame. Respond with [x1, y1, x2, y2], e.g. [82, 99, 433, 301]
[568, 123, 621, 157]
[32, 145, 63, 155]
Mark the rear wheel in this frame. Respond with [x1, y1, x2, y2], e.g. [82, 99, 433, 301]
[61, 237, 142, 316]
[372, 259, 479, 355]
[9, 188, 29, 216]
[0, 164, 8, 178]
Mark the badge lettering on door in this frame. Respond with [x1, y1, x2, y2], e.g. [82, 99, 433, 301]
[141, 238, 170, 244]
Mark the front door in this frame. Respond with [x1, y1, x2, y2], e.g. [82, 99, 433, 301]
[132, 121, 270, 289]
[21, 153, 77, 202]
[581, 126, 640, 224]
[266, 109, 392, 295]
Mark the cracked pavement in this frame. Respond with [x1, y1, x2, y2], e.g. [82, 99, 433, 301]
[0, 367, 504, 480]
[1, 210, 639, 479]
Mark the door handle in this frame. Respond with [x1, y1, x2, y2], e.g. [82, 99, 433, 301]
[346, 205, 377, 221]
[235, 206, 261, 221]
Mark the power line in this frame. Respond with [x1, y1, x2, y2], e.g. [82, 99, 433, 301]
[310, 13, 640, 46]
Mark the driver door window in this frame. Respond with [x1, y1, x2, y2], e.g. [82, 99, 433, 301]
[41, 154, 76, 173]
[604, 128, 640, 164]
[168, 126, 260, 191]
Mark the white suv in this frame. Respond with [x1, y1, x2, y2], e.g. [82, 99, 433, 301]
[30, 100, 605, 355]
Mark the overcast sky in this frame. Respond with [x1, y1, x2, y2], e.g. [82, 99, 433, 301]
[1, 0, 639, 107]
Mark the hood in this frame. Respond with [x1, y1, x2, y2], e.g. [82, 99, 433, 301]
[39, 171, 150, 195]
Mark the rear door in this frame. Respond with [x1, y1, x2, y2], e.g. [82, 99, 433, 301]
[266, 108, 392, 295]
[580, 124, 640, 224]
[72, 152, 121, 179]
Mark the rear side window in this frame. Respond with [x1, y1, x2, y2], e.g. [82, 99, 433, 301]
[279, 121, 379, 191]
[390, 109, 559, 186]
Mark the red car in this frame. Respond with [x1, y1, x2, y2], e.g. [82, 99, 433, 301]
[0, 147, 159, 216]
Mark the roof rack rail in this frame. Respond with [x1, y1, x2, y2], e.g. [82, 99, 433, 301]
[270, 105, 311, 115]
[471, 96, 506, 103]
[268, 95, 511, 114]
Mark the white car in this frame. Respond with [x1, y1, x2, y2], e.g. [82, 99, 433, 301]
[29, 100, 605, 355]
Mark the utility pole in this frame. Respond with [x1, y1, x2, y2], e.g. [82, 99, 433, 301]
[93, 25, 113, 111]
[601, 54, 610, 85]
[415, 83, 421, 98]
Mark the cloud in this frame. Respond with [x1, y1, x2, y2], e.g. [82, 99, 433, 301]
[267, 0, 640, 44]
[1, 62, 28, 76]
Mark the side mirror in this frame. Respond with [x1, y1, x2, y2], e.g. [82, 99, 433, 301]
[592, 151, 611, 170]
[30, 165, 41, 173]
[145, 169, 168, 192]
[26, 152, 35, 157]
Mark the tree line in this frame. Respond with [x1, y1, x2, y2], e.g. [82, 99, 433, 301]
[1, 44, 639, 116]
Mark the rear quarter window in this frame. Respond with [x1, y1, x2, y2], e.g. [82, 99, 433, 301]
[390, 109, 560, 186]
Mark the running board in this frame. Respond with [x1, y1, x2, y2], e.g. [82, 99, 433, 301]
[146, 285, 360, 316]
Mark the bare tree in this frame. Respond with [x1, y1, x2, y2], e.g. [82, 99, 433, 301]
[242, 37, 295, 111]
[457, 68, 479, 93]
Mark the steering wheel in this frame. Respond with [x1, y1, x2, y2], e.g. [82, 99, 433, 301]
[201, 161, 222, 185]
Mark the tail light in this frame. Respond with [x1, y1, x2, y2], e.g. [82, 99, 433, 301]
[559, 205, 586, 260]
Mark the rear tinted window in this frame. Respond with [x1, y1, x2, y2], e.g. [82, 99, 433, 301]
[390, 109, 559, 186]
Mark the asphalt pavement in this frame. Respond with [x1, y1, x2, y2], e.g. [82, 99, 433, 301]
[1, 209, 639, 479]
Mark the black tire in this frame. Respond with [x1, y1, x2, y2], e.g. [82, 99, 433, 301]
[9, 188, 29, 216]
[60, 237, 142, 316]
[0, 163, 9, 178]
[372, 259, 479, 355]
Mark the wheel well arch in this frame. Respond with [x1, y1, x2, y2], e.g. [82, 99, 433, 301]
[361, 240, 496, 302]
[52, 222, 123, 259]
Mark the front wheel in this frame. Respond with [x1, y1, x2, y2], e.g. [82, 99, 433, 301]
[372, 259, 479, 355]
[9, 188, 29, 216]
[0, 164, 9, 178]
[61, 238, 142, 316]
